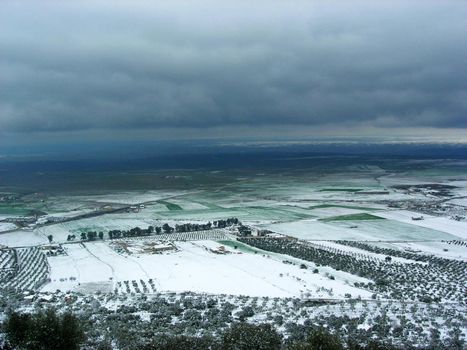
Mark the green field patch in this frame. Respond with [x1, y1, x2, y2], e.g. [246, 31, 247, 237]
[0, 204, 31, 216]
[319, 213, 384, 222]
[157, 200, 183, 211]
[309, 204, 379, 211]
[319, 188, 363, 192]
[217, 240, 261, 254]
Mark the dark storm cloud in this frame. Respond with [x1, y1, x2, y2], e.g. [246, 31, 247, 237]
[0, 0, 466, 133]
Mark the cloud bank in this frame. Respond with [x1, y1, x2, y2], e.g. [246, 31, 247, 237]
[0, 0, 466, 136]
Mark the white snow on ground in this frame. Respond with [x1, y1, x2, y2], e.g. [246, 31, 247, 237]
[42, 243, 113, 293]
[378, 210, 467, 239]
[43, 209, 94, 219]
[219, 199, 278, 209]
[0, 222, 16, 232]
[306, 207, 370, 218]
[264, 217, 458, 241]
[329, 219, 459, 241]
[0, 230, 48, 247]
[283, 188, 426, 203]
[43, 241, 372, 298]
[264, 219, 375, 241]
[446, 180, 467, 195]
[264, 219, 355, 240]
[448, 198, 467, 206]
[35, 225, 73, 243]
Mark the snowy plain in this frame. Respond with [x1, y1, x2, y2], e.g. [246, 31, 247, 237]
[43, 240, 372, 299]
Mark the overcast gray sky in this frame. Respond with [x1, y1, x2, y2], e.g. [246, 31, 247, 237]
[1, 0, 466, 145]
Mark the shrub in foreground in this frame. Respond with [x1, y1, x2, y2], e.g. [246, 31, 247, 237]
[3, 309, 84, 350]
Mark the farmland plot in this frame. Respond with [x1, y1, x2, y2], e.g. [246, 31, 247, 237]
[264, 219, 368, 241]
[43, 243, 115, 293]
[35, 225, 73, 243]
[331, 219, 462, 241]
[306, 206, 375, 219]
[62, 216, 155, 234]
[44, 240, 371, 298]
[312, 241, 427, 264]
[69, 190, 187, 205]
[114, 242, 371, 298]
[153, 208, 243, 221]
[0, 230, 48, 248]
[240, 237, 467, 303]
[378, 210, 467, 239]
[2, 248, 49, 291]
[0, 222, 16, 232]
[240, 206, 311, 222]
[265, 218, 459, 241]
[0, 249, 16, 281]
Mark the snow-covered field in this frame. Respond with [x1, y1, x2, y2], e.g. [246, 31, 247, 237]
[0, 230, 48, 247]
[43, 240, 371, 298]
[264, 217, 459, 241]
[0, 222, 16, 232]
[69, 190, 188, 205]
[306, 207, 372, 218]
[377, 210, 467, 240]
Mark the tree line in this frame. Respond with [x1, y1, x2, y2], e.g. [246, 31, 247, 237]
[63, 218, 242, 241]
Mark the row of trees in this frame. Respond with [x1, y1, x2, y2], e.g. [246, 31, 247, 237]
[80, 231, 104, 241]
[174, 222, 212, 232]
[108, 226, 156, 239]
[57, 218, 242, 242]
[214, 218, 240, 228]
[106, 218, 241, 240]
